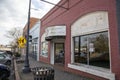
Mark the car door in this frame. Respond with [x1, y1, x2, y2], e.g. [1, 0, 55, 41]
[0, 54, 6, 64]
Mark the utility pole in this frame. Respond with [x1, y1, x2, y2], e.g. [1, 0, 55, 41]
[22, 0, 31, 73]
[22, 0, 68, 73]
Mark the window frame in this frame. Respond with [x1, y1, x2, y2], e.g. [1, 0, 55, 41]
[41, 41, 48, 57]
[73, 31, 110, 68]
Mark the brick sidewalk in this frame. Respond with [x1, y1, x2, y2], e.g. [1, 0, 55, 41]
[15, 56, 93, 80]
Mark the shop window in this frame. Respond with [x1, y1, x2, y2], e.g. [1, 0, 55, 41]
[73, 31, 110, 68]
[41, 41, 48, 57]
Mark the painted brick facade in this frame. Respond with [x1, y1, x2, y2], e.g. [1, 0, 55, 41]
[40, 0, 120, 80]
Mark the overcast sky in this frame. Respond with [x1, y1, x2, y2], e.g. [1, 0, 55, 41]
[0, 0, 60, 45]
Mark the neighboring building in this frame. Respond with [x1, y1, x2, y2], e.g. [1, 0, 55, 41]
[40, 0, 120, 80]
[23, 18, 39, 36]
[29, 20, 40, 61]
[23, 18, 40, 61]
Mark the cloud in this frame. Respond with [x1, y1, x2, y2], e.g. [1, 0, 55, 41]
[0, 0, 29, 45]
[0, 0, 60, 45]
[31, 0, 60, 18]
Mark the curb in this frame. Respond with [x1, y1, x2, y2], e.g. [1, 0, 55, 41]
[14, 59, 21, 80]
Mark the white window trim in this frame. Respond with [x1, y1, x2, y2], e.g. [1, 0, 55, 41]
[70, 11, 114, 80]
[68, 63, 115, 80]
[40, 54, 48, 57]
[70, 30, 114, 80]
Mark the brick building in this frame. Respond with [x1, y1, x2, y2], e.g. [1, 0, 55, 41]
[23, 18, 40, 58]
[40, 0, 120, 80]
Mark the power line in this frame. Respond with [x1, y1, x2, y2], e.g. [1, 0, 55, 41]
[31, 8, 41, 11]
[40, 0, 69, 10]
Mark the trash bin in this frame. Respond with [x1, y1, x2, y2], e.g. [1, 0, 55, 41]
[31, 67, 54, 80]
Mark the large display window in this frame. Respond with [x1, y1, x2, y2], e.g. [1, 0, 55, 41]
[73, 31, 110, 68]
[71, 11, 110, 69]
[41, 41, 48, 57]
[41, 33, 48, 57]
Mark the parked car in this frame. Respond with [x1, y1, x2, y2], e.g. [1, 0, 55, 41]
[0, 64, 10, 80]
[0, 52, 12, 66]
[0, 51, 11, 58]
[5, 51, 13, 57]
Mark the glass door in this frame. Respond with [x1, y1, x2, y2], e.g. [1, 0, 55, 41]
[54, 43, 64, 64]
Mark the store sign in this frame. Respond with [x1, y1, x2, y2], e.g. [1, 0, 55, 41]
[45, 26, 66, 37]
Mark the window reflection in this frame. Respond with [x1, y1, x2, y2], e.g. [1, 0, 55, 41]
[73, 31, 110, 68]
[41, 41, 48, 56]
[74, 37, 80, 62]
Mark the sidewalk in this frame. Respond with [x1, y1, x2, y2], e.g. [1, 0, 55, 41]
[15, 56, 93, 80]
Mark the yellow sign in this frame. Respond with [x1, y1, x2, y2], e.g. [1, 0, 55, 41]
[18, 36, 26, 48]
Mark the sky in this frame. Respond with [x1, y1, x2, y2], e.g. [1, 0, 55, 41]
[0, 0, 60, 45]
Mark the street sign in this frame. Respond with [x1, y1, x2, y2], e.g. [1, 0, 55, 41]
[18, 36, 26, 48]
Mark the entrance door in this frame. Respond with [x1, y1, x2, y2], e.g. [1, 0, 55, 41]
[54, 43, 64, 64]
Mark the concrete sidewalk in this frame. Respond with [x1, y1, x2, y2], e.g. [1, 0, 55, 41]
[15, 56, 93, 80]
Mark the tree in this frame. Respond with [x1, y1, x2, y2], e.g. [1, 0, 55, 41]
[5, 27, 23, 52]
[6, 27, 22, 40]
[94, 34, 109, 53]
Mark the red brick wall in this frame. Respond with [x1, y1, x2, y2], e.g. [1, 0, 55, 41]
[41, 0, 120, 79]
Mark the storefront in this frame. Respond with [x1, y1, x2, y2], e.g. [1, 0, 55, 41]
[23, 18, 40, 61]
[29, 21, 40, 61]
[40, 25, 66, 66]
[40, 0, 120, 80]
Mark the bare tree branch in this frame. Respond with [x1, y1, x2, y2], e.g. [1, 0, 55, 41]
[5, 27, 23, 46]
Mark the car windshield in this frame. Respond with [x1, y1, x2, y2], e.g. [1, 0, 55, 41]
[0, 54, 5, 59]
[0, 52, 9, 57]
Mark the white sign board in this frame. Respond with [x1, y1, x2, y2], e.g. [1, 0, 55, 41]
[89, 43, 95, 52]
[45, 25, 66, 37]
